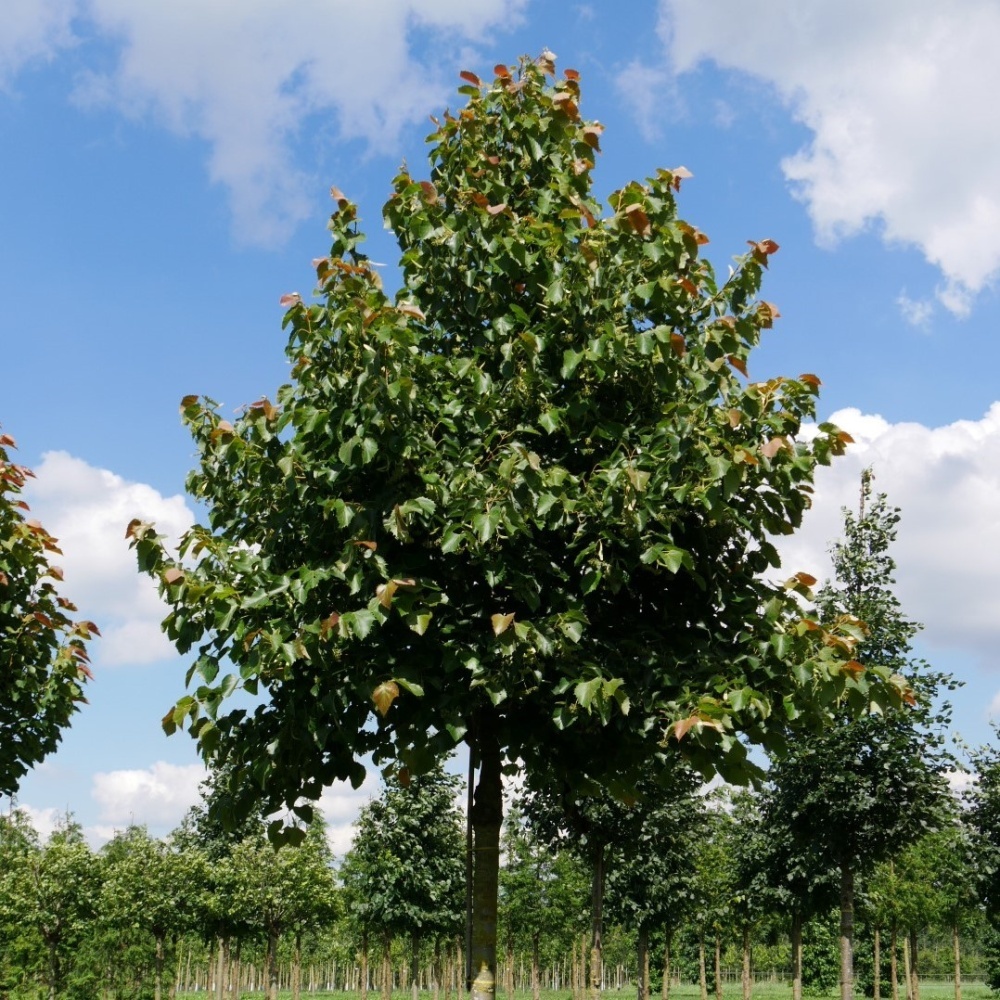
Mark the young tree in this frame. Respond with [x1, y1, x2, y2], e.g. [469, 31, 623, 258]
[964, 743, 1000, 993]
[756, 784, 838, 1000]
[128, 55, 909, 987]
[2, 815, 102, 1000]
[499, 806, 589, 1000]
[603, 769, 704, 1000]
[766, 471, 954, 1000]
[222, 822, 338, 1000]
[0, 432, 96, 794]
[892, 823, 976, 1000]
[99, 825, 207, 1000]
[339, 767, 465, 1000]
[0, 806, 42, 994]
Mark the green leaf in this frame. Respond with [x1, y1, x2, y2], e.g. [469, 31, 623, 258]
[561, 349, 584, 379]
[407, 612, 433, 635]
[574, 677, 601, 710]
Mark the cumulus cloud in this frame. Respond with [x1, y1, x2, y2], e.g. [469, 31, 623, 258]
[26, 451, 193, 667]
[658, 0, 1000, 314]
[615, 59, 672, 142]
[76, 0, 527, 245]
[0, 0, 76, 87]
[896, 291, 934, 330]
[18, 803, 62, 842]
[317, 773, 381, 858]
[92, 761, 206, 828]
[774, 404, 1000, 666]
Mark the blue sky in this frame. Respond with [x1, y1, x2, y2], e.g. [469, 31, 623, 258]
[5, 0, 1000, 847]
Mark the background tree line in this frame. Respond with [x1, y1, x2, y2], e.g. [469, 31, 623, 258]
[2, 765, 997, 1000]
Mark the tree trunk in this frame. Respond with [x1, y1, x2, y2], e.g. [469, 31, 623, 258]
[874, 927, 881, 1000]
[662, 928, 672, 1000]
[267, 928, 280, 1000]
[506, 928, 515, 999]
[412, 932, 422, 1000]
[154, 932, 165, 1000]
[791, 913, 803, 1000]
[383, 934, 393, 1000]
[435, 937, 443, 1000]
[470, 717, 503, 1000]
[591, 843, 606, 1000]
[637, 926, 650, 1000]
[953, 921, 961, 1000]
[714, 932, 722, 1000]
[532, 931, 541, 1000]
[902, 932, 912, 1000]
[171, 934, 182, 1000]
[572, 936, 579, 1000]
[362, 930, 370, 1000]
[294, 930, 303, 1000]
[46, 934, 60, 1000]
[698, 932, 708, 1000]
[891, 922, 899, 1000]
[909, 929, 919, 1000]
[216, 937, 229, 1000]
[840, 863, 855, 1000]
[232, 940, 242, 1000]
[466, 748, 476, 992]
[741, 925, 751, 1000]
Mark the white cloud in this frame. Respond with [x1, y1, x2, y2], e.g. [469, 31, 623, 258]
[615, 59, 672, 142]
[77, 0, 527, 245]
[659, 0, 1000, 314]
[896, 291, 934, 330]
[92, 760, 206, 827]
[775, 404, 1000, 665]
[18, 803, 62, 842]
[317, 773, 380, 858]
[26, 451, 193, 667]
[0, 0, 76, 87]
[946, 768, 973, 794]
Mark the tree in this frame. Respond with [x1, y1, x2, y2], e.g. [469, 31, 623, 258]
[128, 54, 909, 988]
[99, 825, 207, 1000]
[756, 782, 838, 1000]
[766, 471, 954, 1000]
[499, 806, 589, 1000]
[2, 814, 102, 1000]
[340, 767, 465, 1000]
[223, 821, 338, 1000]
[964, 741, 1000, 994]
[0, 806, 42, 994]
[0, 432, 96, 794]
[603, 770, 704, 1000]
[892, 824, 977, 1000]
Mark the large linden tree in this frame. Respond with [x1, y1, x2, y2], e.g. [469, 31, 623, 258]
[129, 54, 908, 984]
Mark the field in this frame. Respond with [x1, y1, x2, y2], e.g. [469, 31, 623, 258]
[172, 984, 994, 1000]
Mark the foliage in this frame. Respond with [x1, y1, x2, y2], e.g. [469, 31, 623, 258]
[339, 766, 464, 944]
[765, 470, 955, 1000]
[500, 803, 589, 954]
[0, 814, 102, 999]
[968, 740, 1000, 926]
[769, 471, 954, 879]
[603, 765, 705, 936]
[127, 54, 906, 829]
[0, 432, 96, 794]
[222, 820, 338, 998]
[126, 53, 914, 982]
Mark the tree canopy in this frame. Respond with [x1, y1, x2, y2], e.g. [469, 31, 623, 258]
[128, 53, 909, 980]
[764, 470, 954, 1000]
[0, 431, 96, 795]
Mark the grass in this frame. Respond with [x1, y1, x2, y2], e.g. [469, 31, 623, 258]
[174, 985, 994, 1000]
